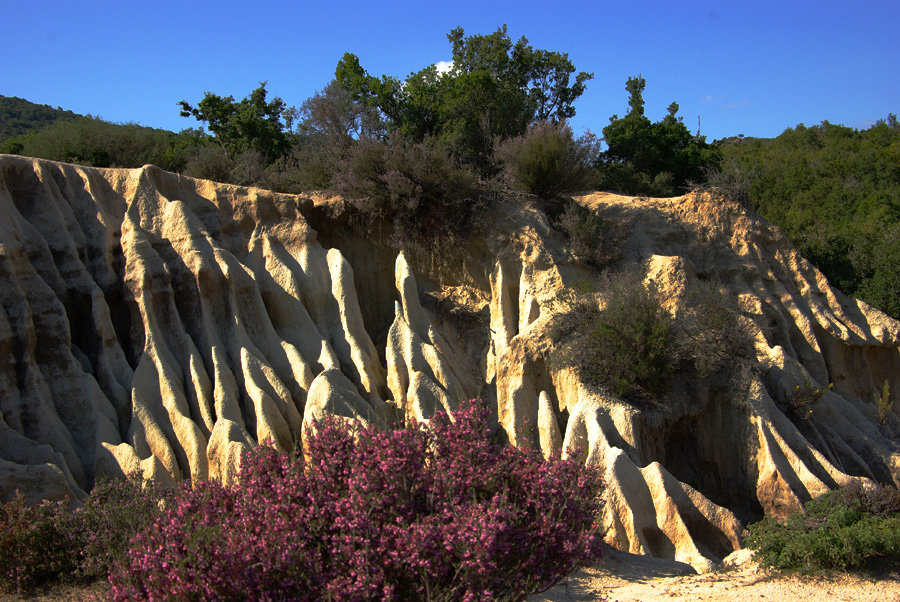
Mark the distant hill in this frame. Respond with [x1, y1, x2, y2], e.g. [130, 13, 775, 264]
[0, 95, 83, 142]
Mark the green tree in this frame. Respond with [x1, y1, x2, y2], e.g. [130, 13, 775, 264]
[178, 82, 292, 162]
[335, 25, 592, 172]
[598, 75, 719, 196]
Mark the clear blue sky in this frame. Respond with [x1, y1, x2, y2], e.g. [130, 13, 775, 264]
[2, 0, 897, 142]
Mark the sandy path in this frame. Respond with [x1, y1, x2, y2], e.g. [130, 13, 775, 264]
[3, 550, 898, 601]
[529, 549, 900, 602]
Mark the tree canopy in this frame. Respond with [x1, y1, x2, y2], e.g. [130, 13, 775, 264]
[715, 116, 900, 318]
[597, 75, 719, 196]
[335, 25, 592, 171]
[178, 82, 292, 162]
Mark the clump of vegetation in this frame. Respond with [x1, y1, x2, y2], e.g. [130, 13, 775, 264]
[494, 121, 599, 199]
[552, 199, 625, 270]
[0, 95, 82, 143]
[596, 75, 721, 197]
[551, 275, 674, 400]
[0, 474, 167, 595]
[788, 379, 833, 420]
[336, 131, 486, 252]
[1, 402, 604, 601]
[745, 482, 900, 572]
[672, 282, 755, 378]
[551, 276, 754, 403]
[715, 116, 900, 320]
[337, 26, 592, 175]
[108, 400, 604, 602]
[876, 379, 893, 425]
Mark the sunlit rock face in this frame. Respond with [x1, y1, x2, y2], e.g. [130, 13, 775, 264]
[1, 154, 897, 572]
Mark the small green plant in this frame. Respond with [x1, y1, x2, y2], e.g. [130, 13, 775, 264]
[790, 379, 832, 419]
[745, 483, 900, 572]
[876, 379, 893, 424]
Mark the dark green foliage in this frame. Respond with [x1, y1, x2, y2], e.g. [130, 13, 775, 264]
[0, 474, 167, 594]
[745, 482, 900, 572]
[494, 121, 599, 198]
[714, 117, 900, 319]
[179, 82, 293, 163]
[0, 95, 82, 143]
[0, 496, 78, 593]
[598, 76, 720, 196]
[551, 275, 673, 400]
[336, 26, 592, 173]
[0, 116, 205, 171]
[336, 132, 485, 251]
[553, 199, 624, 270]
[287, 79, 388, 190]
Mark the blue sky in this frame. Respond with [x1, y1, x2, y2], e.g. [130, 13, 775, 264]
[2, 0, 897, 142]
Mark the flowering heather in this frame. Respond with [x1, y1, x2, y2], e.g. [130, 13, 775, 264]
[109, 400, 605, 601]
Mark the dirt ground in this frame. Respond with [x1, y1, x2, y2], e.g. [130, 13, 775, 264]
[529, 549, 900, 602]
[3, 550, 899, 601]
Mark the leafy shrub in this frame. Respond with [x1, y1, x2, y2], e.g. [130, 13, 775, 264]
[551, 275, 673, 400]
[690, 159, 758, 209]
[0, 495, 77, 594]
[672, 282, 754, 379]
[745, 483, 900, 572]
[109, 400, 605, 602]
[183, 143, 235, 183]
[553, 199, 625, 270]
[0, 474, 168, 594]
[494, 121, 599, 199]
[72, 474, 170, 579]
[336, 132, 486, 252]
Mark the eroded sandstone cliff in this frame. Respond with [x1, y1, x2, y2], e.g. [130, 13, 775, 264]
[1, 155, 897, 572]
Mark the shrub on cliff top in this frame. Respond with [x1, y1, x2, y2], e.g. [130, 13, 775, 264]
[108, 399, 605, 602]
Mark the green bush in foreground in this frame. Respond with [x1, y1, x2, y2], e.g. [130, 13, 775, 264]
[0, 474, 167, 595]
[745, 482, 900, 572]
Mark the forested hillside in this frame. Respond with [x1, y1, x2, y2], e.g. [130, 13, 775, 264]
[714, 116, 900, 318]
[0, 95, 82, 142]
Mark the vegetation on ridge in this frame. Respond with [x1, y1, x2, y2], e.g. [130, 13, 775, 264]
[1, 26, 899, 321]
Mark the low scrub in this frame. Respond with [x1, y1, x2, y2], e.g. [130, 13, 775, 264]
[551, 275, 673, 400]
[494, 121, 600, 199]
[336, 132, 486, 253]
[745, 482, 900, 572]
[553, 199, 625, 270]
[551, 276, 753, 402]
[0, 474, 167, 595]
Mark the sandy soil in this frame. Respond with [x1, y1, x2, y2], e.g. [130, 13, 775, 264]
[3, 551, 898, 601]
[529, 549, 900, 602]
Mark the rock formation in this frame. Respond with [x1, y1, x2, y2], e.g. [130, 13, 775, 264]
[1, 155, 897, 572]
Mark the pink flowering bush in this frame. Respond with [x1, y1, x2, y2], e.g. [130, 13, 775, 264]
[109, 400, 604, 601]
